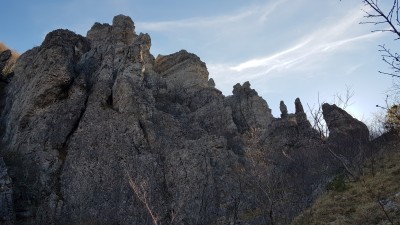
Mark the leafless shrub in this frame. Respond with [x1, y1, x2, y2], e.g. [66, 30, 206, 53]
[367, 110, 387, 139]
[307, 86, 354, 139]
[360, 0, 400, 75]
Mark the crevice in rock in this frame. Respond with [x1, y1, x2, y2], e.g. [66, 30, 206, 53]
[57, 74, 77, 101]
[0, 86, 10, 138]
[57, 85, 71, 101]
[106, 93, 113, 107]
[102, 74, 118, 110]
[111, 69, 118, 84]
[62, 91, 89, 150]
[0, 75, 11, 84]
[55, 91, 90, 201]
[138, 119, 150, 147]
[238, 104, 250, 134]
[198, 149, 211, 224]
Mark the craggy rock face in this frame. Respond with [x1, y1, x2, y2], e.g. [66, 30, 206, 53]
[322, 103, 369, 142]
[0, 157, 14, 222]
[322, 103, 370, 160]
[154, 50, 210, 90]
[0, 15, 373, 225]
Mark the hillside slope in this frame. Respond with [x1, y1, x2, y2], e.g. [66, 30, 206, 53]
[291, 132, 400, 225]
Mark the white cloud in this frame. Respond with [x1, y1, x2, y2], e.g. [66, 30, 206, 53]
[320, 32, 381, 52]
[224, 5, 383, 77]
[259, 0, 288, 22]
[137, 11, 252, 31]
[230, 38, 312, 71]
[137, 0, 286, 31]
[344, 64, 362, 75]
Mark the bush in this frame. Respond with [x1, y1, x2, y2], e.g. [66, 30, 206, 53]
[327, 175, 348, 192]
[0, 42, 20, 76]
[385, 104, 400, 132]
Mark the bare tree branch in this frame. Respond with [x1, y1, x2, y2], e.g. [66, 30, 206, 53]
[361, 0, 400, 78]
[128, 174, 160, 225]
[377, 198, 395, 225]
[307, 93, 329, 139]
[327, 147, 356, 180]
[307, 87, 354, 139]
[363, 0, 400, 37]
[333, 85, 355, 109]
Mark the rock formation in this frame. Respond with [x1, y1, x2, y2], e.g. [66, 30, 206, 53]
[0, 15, 371, 225]
[280, 100, 288, 118]
[323, 103, 370, 161]
[0, 44, 19, 84]
[0, 50, 11, 69]
[0, 50, 12, 82]
[0, 157, 14, 223]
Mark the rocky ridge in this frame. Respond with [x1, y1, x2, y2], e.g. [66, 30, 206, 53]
[0, 15, 371, 225]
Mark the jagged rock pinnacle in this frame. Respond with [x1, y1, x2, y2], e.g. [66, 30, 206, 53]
[280, 100, 288, 118]
[232, 81, 258, 96]
[322, 103, 370, 159]
[87, 14, 136, 47]
[295, 97, 304, 114]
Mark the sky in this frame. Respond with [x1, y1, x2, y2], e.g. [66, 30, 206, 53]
[1, 0, 397, 123]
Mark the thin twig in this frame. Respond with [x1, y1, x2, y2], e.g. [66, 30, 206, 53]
[377, 198, 395, 225]
[128, 174, 159, 225]
[327, 147, 356, 180]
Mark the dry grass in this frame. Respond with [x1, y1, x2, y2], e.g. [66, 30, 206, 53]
[0, 42, 9, 52]
[291, 149, 400, 225]
[0, 42, 20, 75]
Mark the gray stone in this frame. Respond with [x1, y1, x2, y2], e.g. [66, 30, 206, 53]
[208, 78, 215, 87]
[227, 81, 273, 134]
[280, 100, 288, 118]
[0, 156, 14, 223]
[295, 97, 304, 114]
[0, 49, 13, 83]
[154, 50, 209, 90]
[0, 50, 11, 62]
[322, 103, 370, 161]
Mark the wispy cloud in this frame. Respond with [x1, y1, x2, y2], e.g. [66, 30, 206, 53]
[259, 0, 288, 22]
[225, 6, 383, 76]
[137, 0, 286, 31]
[204, 4, 387, 97]
[320, 32, 381, 52]
[230, 38, 312, 71]
[137, 11, 252, 31]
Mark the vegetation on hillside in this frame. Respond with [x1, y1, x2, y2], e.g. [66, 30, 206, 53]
[0, 42, 20, 76]
[385, 104, 400, 132]
[291, 134, 400, 225]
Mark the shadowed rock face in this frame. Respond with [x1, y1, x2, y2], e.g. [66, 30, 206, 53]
[0, 15, 372, 225]
[0, 157, 14, 222]
[322, 103, 369, 142]
[322, 103, 370, 160]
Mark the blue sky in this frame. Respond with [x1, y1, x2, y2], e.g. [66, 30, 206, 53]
[1, 0, 396, 122]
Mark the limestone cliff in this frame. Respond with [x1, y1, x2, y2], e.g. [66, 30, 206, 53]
[0, 15, 371, 225]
